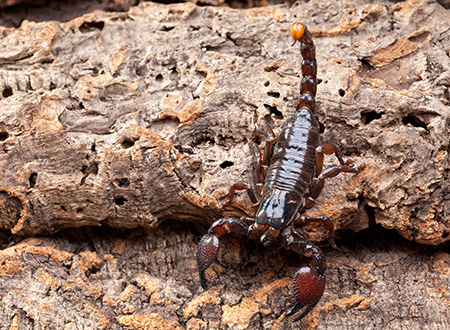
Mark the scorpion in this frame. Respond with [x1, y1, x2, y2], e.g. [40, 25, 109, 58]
[196, 22, 364, 320]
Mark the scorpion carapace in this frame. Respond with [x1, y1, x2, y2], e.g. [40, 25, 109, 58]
[196, 22, 364, 321]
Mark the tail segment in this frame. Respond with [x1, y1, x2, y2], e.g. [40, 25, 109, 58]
[291, 22, 317, 113]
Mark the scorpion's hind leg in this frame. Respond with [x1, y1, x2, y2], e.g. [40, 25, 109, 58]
[281, 229, 327, 320]
[196, 217, 253, 289]
[315, 144, 352, 175]
[296, 215, 337, 249]
[304, 144, 365, 209]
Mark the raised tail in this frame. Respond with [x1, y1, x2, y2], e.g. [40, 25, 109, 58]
[291, 22, 317, 113]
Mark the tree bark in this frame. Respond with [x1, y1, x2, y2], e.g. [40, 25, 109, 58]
[0, 0, 449, 329]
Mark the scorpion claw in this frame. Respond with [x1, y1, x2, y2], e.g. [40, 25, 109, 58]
[196, 233, 220, 289]
[287, 266, 326, 320]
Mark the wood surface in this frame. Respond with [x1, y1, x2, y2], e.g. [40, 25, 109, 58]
[0, 0, 449, 329]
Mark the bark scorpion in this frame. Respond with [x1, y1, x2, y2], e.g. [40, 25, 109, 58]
[196, 22, 364, 320]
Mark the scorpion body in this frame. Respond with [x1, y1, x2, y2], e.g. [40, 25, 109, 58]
[196, 22, 363, 320]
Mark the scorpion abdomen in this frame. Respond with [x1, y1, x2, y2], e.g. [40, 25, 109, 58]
[263, 109, 319, 195]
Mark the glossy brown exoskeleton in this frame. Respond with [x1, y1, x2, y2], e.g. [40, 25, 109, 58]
[196, 22, 364, 320]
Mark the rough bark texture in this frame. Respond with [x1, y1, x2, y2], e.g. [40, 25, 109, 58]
[0, 0, 449, 329]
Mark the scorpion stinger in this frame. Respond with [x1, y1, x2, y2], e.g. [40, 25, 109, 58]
[196, 22, 364, 321]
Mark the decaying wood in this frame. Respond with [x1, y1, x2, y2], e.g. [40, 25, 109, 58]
[0, 0, 449, 329]
[0, 0, 449, 244]
[1, 223, 449, 330]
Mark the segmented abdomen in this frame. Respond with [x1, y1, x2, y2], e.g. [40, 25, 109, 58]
[263, 109, 319, 195]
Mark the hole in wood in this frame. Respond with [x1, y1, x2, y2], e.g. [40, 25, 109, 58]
[408, 31, 431, 43]
[29, 173, 37, 188]
[121, 139, 135, 149]
[220, 161, 234, 169]
[338, 89, 345, 97]
[365, 205, 376, 223]
[79, 21, 105, 33]
[267, 91, 280, 98]
[402, 115, 428, 130]
[264, 104, 283, 120]
[263, 63, 279, 72]
[2, 87, 13, 98]
[0, 131, 8, 141]
[195, 134, 215, 146]
[114, 196, 127, 205]
[318, 121, 325, 134]
[361, 111, 383, 125]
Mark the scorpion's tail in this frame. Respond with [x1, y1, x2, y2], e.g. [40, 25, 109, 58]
[291, 22, 317, 113]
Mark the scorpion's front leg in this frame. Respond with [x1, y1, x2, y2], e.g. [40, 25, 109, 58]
[196, 217, 254, 289]
[281, 228, 327, 320]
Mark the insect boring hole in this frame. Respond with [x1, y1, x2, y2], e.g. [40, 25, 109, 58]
[121, 139, 135, 149]
[264, 104, 283, 120]
[360, 111, 383, 125]
[79, 21, 105, 33]
[2, 86, 13, 98]
[29, 173, 38, 188]
[318, 121, 325, 133]
[267, 91, 280, 98]
[114, 196, 127, 205]
[0, 131, 9, 141]
[219, 160, 234, 169]
[401, 114, 428, 130]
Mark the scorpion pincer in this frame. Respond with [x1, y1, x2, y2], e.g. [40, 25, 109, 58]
[196, 22, 364, 320]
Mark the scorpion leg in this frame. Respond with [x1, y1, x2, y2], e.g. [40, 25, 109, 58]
[222, 181, 259, 207]
[315, 144, 351, 175]
[297, 215, 337, 248]
[252, 124, 276, 181]
[281, 228, 326, 320]
[307, 163, 362, 207]
[248, 139, 264, 195]
[196, 217, 253, 289]
[304, 144, 363, 208]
